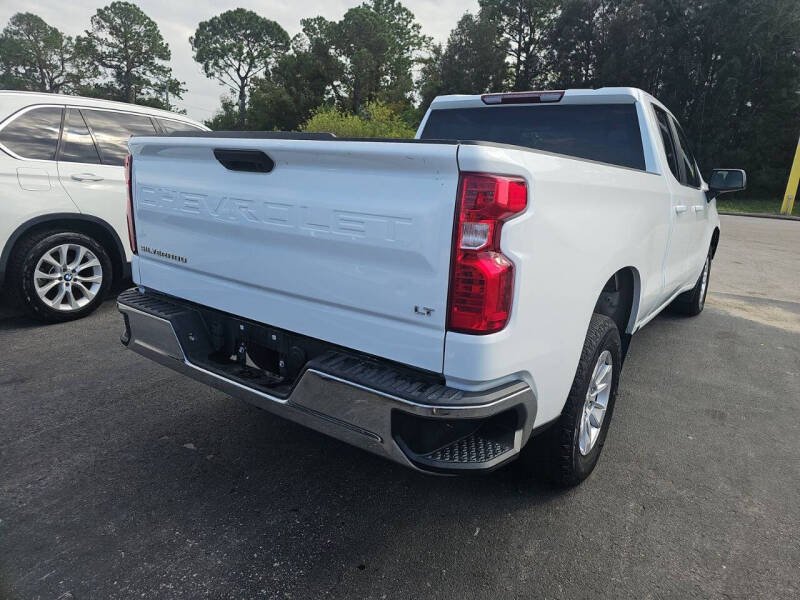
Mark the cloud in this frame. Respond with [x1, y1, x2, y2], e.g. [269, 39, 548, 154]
[0, 0, 478, 121]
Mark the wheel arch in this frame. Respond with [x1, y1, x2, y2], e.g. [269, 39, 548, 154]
[710, 227, 720, 259]
[592, 266, 640, 360]
[0, 213, 129, 287]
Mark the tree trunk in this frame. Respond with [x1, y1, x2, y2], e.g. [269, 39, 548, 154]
[125, 70, 134, 103]
[238, 83, 247, 129]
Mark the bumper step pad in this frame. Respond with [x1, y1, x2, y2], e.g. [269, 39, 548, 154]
[397, 425, 518, 472]
[425, 432, 512, 464]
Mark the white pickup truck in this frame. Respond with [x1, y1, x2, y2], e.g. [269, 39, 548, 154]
[118, 87, 745, 485]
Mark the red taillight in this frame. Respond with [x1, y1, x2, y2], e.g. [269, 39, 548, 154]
[448, 173, 527, 334]
[124, 154, 137, 255]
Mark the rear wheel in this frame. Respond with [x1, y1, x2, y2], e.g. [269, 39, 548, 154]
[9, 230, 112, 322]
[522, 314, 622, 486]
[670, 251, 711, 316]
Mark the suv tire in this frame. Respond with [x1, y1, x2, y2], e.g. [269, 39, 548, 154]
[8, 230, 113, 322]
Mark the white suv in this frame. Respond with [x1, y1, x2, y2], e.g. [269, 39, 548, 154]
[0, 91, 207, 321]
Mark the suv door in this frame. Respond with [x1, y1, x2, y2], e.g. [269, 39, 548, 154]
[0, 105, 72, 200]
[0, 105, 80, 261]
[57, 107, 156, 261]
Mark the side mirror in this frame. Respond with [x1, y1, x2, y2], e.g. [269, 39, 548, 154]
[707, 168, 746, 201]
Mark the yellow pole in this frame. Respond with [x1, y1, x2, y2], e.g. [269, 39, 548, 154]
[780, 136, 800, 215]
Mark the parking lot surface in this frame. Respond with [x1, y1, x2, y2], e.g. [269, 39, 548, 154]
[1, 215, 798, 599]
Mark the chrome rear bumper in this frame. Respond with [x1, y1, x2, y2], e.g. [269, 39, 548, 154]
[118, 289, 536, 473]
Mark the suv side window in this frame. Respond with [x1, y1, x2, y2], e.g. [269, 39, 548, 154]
[156, 118, 203, 134]
[82, 109, 156, 166]
[59, 108, 101, 164]
[652, 105, 679, 181]
[0, 106, 63, 160]
[670, 117, 701, 188]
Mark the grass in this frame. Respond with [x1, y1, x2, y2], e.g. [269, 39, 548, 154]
[716, 196, 800, 217]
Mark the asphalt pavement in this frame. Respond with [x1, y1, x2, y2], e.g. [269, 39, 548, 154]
[1, 215, 798, 599]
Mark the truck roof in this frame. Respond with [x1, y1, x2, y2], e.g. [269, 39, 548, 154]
[428, 87, 667, 112]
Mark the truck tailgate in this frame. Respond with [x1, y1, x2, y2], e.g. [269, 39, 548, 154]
[127, 137, 460, 372]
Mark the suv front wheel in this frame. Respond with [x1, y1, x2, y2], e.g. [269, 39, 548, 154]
[9, 230, 112, 322]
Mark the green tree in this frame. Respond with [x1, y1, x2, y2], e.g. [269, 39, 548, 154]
[244, 36, 332, 131]
[302, 0, 430, 113]
[301, 101, 416, 138]
[0, 13, 76, 92]
[479, 0, 559, 90]
[545, 0, 604, 88]
[75, 1, 183, 107]
[417, 44, 445, 110]
[418, 11, 508, 108]
[204, 96, 239, 130]
[547, 0, 800, 197]
[191, 9, 290, 128]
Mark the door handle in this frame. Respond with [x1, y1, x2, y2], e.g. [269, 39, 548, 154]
[674, 205, 688, 214]
[692, 204, 706, 212]
[71, 173, 103, 182]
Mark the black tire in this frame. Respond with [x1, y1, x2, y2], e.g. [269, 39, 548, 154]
[7, 230, 113, 323]
[521, 314, 622, 487]
[670, 251, 711, 317]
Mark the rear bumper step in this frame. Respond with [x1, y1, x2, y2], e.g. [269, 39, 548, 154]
[117, 288, 536, 473]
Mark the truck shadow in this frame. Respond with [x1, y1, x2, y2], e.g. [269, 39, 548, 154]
[12, 395, 569, 595]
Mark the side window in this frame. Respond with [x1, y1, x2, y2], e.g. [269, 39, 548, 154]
[670, 118, 701, 188]
[82, 109, 156, 166]
[652, 105, 679, 181]
[156, 118, 203, 134]
[59, 108, 101, 164]
[0, 106, 63, 160]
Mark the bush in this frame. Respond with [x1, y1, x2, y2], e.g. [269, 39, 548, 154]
[300, 101, 416, 139]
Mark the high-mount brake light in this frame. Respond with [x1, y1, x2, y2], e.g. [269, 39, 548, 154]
[447, 173, 527, 334]
[481, 91, 565, 105]
[124, 154, 137, 255]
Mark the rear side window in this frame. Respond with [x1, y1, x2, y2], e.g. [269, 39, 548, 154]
[652, 105, 680, 181]
[82, 109, 156, 166]
[671, 118, 701, 188]
[0, 106, 63, 160]
[156, 118, 203, 134]
[420, 103, 645, 170]
[59, 108, 101, 164]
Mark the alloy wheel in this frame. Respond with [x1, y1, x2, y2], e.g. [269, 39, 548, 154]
[699, 256, 710, 307]
[33, 243, 103, 311]
[578, 350, 613, 456]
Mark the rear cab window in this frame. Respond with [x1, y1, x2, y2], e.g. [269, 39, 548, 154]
[0, 106, 64, 160]
[419, 103, 646, 170]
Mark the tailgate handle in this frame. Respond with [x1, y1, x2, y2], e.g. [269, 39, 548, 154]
[213, 149, 274, 173]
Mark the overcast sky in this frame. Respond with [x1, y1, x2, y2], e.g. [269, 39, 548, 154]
[0, 1, 479, 121]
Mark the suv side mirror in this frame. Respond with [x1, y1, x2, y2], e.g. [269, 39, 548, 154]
[707, 168, 746, 201]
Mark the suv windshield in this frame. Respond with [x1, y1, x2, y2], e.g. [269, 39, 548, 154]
[420, 103, 645, 170]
